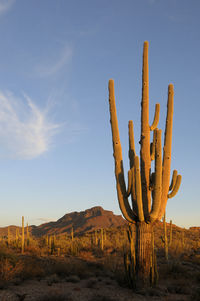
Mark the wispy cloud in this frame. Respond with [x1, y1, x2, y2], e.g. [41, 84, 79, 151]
[36, 217, 56, 223]
[0, 0, 15, 15]
[35, 45, 73, 77]
[0, 91, 61, 159]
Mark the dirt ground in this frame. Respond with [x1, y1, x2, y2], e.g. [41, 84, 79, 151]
[0, 253, 199, 301]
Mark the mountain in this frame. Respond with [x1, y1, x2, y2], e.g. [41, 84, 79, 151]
[31, 206, 127, 236]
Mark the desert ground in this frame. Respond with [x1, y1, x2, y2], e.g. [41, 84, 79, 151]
[0, 207, 199, 301]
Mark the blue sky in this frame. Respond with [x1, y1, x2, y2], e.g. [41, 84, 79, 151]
[0, 0, 199, 228]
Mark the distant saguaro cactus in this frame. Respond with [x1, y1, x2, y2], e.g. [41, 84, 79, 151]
[162, 212, 168, 260]
[7, 226, 10, 245]
[22, 216, 24, 254]
[169, 219, 173, 247]
[26, 222, 30, 246]
[101, 228, 104, 251]
[71, 227, 74, 242]
[108, 41, 181, 285]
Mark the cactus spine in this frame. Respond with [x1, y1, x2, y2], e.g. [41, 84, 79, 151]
[108, 41, 181, 285]
[21, 216, 24, 254]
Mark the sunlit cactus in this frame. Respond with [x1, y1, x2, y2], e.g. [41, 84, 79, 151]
[21, 216, 24, 254]
[7, 226, 10, 245]
[169, 219, 173, 247]
[108, 41, 181, 285]
[162, 212, 169, 260]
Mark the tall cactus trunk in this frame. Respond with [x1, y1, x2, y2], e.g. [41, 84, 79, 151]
[136, 222, 152, 284]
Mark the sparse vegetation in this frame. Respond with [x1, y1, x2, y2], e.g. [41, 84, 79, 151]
[0, 217, 199, 300]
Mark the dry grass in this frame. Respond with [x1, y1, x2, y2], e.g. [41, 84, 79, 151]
[0, 225, 199, 301]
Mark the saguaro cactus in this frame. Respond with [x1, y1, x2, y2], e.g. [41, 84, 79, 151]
[169, 220, 173, 247]
[7, 226, 10, 245]
[162, 212, 168, 260]
[22, 216, 24, 254]
[108, 41, 181, 285]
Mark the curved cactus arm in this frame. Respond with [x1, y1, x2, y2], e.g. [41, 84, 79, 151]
[128, 121, 136, 169]
[140, 41, 151, 215]
[150, 103, 160, 131]
[130, 166, 138, 215]
[127, 121, 137, 212]
[149, 129, 162, 222]
[169, 170, 178, 191]
[108, 79, 137, 223]
[158, 84, 174, 220]
[150, 172, 155, 191]
[150, 130, 156, 161]
[127, 169, 132, 197]
[168, 174, 182, 198]
[135, 156, 144, 222]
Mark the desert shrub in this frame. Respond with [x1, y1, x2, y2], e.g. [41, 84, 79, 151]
[49, 261, 70, 277]
[196, 272, 200, 283]
[0, 249, 23, 287]
[25, 245, 43, 256]
[191, 287, 200, 301]
[66, 275, 80, 283]
[46, 273, 60, 285]
[20, 256, 46, 280]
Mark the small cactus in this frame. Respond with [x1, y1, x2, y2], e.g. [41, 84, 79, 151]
[71, 227, 74, 242]
[26, 223, 30, 246]
[161, 212, 168, 261]
[101, 228, 104, 251]
[169, 220, 173, 247]
[7, 226, 10, 246]
[22, 216, 24, 254]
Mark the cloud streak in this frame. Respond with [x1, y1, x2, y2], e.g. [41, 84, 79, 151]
[35, 45, 73, 77]
[0, 91, 60, 159]
[0, 0, 15, 15]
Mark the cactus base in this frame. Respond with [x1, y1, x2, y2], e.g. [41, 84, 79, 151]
[136, 222, 152, 285]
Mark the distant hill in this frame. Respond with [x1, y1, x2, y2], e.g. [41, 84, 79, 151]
[0, 207, 199, 239]
[0, 206, 126, 238]
[31, 206, 126, 236]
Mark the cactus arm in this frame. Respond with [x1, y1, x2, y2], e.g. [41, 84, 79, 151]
[108, 79, 137, 223]
[150, 103, 160, 131]
[130, 166, 138, 215]
[167, 174, 182, 198]
[127, 169, 132, 197]
[140, 41, 151, 216]
[128, 121, 135, 168]
[150, 130, 156, 161]
[169, 169, 178, 191]
[158, 84, 174, 220]
[150, 172, 155, 191]
[149, 129, 162, 221]
[128, 121, 137, 212]
[135, 156, 144, 222]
